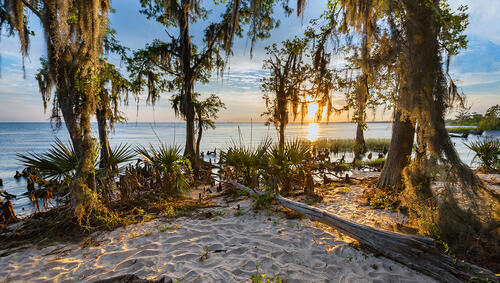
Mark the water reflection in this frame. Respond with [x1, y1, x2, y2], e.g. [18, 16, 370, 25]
[307, 123, 319, 141]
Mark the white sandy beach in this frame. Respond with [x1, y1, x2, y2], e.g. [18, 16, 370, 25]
[0, 180, 438, 283]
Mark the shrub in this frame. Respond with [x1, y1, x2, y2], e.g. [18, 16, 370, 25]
[220, 139, 271, 186]
[477, 105, 500, 132]
[464, 138, 500, 173]
[267, 139, 311, 194]
[135, 143, 193, 194]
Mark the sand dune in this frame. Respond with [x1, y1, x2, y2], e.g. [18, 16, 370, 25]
[0, 195, 435, 283]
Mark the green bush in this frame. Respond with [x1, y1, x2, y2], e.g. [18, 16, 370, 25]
[220, 139, 271, 186]
[135, 143, 193, 194]
[267, 139, 311, 194]
[478, 105, 500, 132]
[464, 138, 500, 173]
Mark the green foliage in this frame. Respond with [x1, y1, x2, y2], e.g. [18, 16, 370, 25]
[220, 139, 271, 186]
[159, 224, 180, 232]
[369, 191, 398, 210]
[312, 138, 390, 154]
[17, 138, 79, 183]
[447, 126, 478, 134]
[252, 192, 275, 211]
[17, 140, 135, 184]
[250, 264, 282, 283]
[464, 139, 500, 173]
[437, 2, 469, 57]
[478, 105, 500, 132]
[261, 37, 313, 130]
[360, 158, 386, 168]
[100, 143, 136, 177]
[267, 139, 311, 193]
[136, 143, 193, 193]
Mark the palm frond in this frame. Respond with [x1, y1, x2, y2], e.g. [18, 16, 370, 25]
[16, 138, 77, 181]
[464, 138, 500, 172]
[97, 143, 136, 177]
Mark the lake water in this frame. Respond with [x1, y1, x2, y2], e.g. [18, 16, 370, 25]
[0, 122, 486, 216]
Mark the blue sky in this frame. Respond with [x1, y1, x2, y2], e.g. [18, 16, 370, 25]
[0, 0, 499, 122]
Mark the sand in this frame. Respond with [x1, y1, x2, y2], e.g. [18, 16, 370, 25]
[0, 172, 440, 283]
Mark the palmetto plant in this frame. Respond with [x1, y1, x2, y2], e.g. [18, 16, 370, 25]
[465, 138, 500, 173]
[220, 138, 271, 187]
[135, 143, 193, 194]
[17, 139, 135, 184]
[17, 138, 79, 183]
[99, 143, 137, 177]
[267, 139, 311, 194]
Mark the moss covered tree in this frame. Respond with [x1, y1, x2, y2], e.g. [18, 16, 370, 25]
[128, 0, 285, 166]
[3, 0, 111, 222]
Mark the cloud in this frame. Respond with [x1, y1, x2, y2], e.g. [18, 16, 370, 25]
[449, 0, 500, 45]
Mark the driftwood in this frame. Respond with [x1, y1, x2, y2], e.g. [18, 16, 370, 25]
[228, 180, 499, 282]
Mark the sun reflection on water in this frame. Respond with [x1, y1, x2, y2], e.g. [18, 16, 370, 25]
[307, 123, 319, 141]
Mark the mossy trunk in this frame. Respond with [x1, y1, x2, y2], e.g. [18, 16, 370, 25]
[179, 2, 197, 165]
[377, 110, 415, 189]
[59, 90, 98, 221]
[354, 11, 370, 160]
[401, 0, 478, 186]
[354, 122, 366, 159]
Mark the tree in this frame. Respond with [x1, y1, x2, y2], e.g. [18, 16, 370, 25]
[376, 110, 415, 189]
[453, 99, 472, 125]
[478, 104, 500, 131]
[171, 92, 226, 158]
[193, 94, 226, 157]
[128, 0, 282, 166]
[261, 38, 312, 147]
[95, 60, 130, 172]
[4, 0, 111, 222]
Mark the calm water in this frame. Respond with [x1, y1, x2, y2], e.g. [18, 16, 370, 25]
[0, 122, 484, 215]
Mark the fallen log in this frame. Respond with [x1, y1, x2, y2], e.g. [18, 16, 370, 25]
[227, 180, 499, 282]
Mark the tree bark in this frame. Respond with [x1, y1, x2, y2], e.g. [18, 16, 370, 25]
[354, 8, 369, 160]
[179, 1, 197, 163]
[377, 110, 415, 189]
[354, 122, 366, 159]
[229, 180, 499, 282]
[278, 120, 285, 148]
[96, 107, 112, 171]
[59, 90, 97, 219]
[196, 114, 203, 159]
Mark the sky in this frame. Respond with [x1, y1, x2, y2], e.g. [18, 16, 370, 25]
[0, 0, 499, 123]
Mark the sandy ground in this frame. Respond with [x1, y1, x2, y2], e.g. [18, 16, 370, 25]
[0, 174, 439, 283]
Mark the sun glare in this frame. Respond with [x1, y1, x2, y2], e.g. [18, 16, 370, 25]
[307, 123, 319, 141]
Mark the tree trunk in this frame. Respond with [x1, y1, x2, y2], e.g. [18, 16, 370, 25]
[96, 107, 112, 171]
[354, 9, 370, 160]
[59, 88, 97, 221]
[196, 117, 203, 160]
[229, 180, 499, 282]
[377, 110, 415, 189]
[354, 122, 366, 159]
[278, 121, 285, 148]
[401, 0, 480, 190]
[178, 2, 196, 164]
